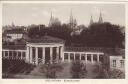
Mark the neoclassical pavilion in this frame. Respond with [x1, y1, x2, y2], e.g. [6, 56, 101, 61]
[26, 35, 65, 65]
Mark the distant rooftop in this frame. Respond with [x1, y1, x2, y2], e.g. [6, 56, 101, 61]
[5, 29, 24, 34]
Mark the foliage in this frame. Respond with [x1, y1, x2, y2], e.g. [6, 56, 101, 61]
[39, 63, 63, 78]
[27, 22, 124, 48]
[81, 22, 124, 48]
[70, 60, 87, 78]
[108, 69, 125, 79]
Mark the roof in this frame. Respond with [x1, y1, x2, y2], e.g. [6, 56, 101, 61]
[65, 47, 104, 52]
[6, 29, 24, 34]
[65, 47, 125, 55]
[2, 45, 26, 50]
[27, 35, 65, 43]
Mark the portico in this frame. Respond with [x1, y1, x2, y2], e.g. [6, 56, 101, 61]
[26, 35, 65, 65]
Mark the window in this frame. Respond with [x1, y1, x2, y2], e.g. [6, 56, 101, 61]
[99, 54, 104, 62]
[93, 54, 97, 61]
[75, 53, 80, 60]
[112, 60, 116, 67]
[22, 52, 26, 58]
[70, 53, 74, 60]
[18, 52, 21, 58]
[120, 60, 124, 68]
[81, 54, 85, 60]
[64, 53, 68, 60]
[5, 51, 8, 57]
[87, 54, 91, 61]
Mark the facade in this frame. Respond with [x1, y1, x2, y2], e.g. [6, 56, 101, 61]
[110, 56, 125, 72]
[5, 30, 24, 42]
[2, 35, 106, 65]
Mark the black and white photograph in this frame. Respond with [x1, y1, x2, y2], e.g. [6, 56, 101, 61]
[2, 2, 125, 79]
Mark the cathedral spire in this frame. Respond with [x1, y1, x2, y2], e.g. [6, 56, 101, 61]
[69, 9, 77, 29]
[69, 9, 73, 25]
[49, 12, 53, 27]
[90, 15, 93, 25]
[98, 12, 103, 23]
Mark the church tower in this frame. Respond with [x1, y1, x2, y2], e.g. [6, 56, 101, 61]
[49, 12, 54, 27]
[69, 10, 77, 30]
[98, 12, 103, 23]
[90, 15, 93, 25]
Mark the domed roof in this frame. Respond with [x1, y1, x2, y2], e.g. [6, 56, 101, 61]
[27, 35, 65, 44]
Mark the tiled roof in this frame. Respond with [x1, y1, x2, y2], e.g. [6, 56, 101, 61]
[65, 47, 125, 55]
[2, 45, 26, 50]
[65, 47, 104, 52]
[27, 35, 65, 43]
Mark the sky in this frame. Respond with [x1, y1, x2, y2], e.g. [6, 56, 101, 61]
[2, 3, 125, 26]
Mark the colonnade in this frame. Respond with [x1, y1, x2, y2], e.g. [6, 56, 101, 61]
[2, 50, 26, 60]
[64, 52, 104, 63]
[26, 45, 64, 65]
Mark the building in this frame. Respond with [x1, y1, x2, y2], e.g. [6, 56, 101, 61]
[110, 55, 125, 72]
[5, 29, 24, 42]
[48, 12, 61, 27]
[2, 35, 106, 65]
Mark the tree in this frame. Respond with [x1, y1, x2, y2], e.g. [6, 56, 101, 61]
[39, 63, 63, 78]
[81, 22, 124, 48]
[70, 60, 87, 78]
[108, 69, 125, 79]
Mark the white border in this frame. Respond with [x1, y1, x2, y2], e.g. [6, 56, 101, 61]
[0, 1, 128, 84]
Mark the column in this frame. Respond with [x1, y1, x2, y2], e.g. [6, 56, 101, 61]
[8, 51, 9, 58]
[85, 54, 87, 63]
[3, 51, 5, 58]
[74, 53, 75, 61]
[16, 51, 18, 59]
[91, 54, 93, 63]
[80, 53, 81, 60]
[42, 47, 45, 64]
[56, 47, 59, 62]
[35, 47, 38, 65]
[61, 46, 64, 62]
[68, 53, 70, 62]
[30, 47, 33, 63]
[12, 51, 14, 59]
[50, 47, 53, 64]
[97, 54, 99, 62]
[21, 52, 23, 59]
[26, 46, 29, 63]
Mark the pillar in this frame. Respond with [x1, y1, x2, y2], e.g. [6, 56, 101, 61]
[21, 52, 23, 59]
[3, 51, 5, 58]
[91, 54, 93, 63]
[50, 47, 53, 64]
[80, 53, 81, 60]
[8, 51, 9, 58]
[85, 54, 87, 63]
[16, 51, 18, 59]
[26, 46, 29, 63]
[68, 53, 70, 62]
[42, 47, 45, 64]
[12, 51, 14, 59]
[35, 47, 38, 65]
[74, 53, 75, 61]
[61, 46, 64, 62]
[97, 54, 99, 62]
[30, 47, 33, 63]
[56, 47, 59, 62]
